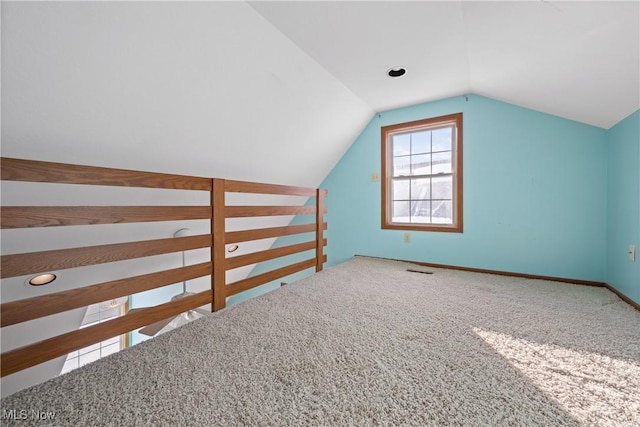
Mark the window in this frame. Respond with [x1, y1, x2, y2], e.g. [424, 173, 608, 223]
[381, 113, 463, 232]
[60, 298, 128, 375]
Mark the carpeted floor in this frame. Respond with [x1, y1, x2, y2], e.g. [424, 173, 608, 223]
[2, 256, 639, 426]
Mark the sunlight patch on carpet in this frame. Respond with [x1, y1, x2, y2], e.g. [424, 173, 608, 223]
[473, 328, 640, 426]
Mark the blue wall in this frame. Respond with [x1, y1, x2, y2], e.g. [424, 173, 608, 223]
[606, 110, 640, 304]
[321, 94, 607, 282]
[235, 95, 639, 307]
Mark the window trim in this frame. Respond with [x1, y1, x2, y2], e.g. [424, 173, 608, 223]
[381, 112, 463, 232]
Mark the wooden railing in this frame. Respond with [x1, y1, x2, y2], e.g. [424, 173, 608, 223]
[0, 157, 327, 377]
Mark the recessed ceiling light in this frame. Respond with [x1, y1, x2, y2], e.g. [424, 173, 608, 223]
[387, 67, 406, 78]
[28, 273, 57, 286]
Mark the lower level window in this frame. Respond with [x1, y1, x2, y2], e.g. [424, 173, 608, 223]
[60, 298, 128, 374]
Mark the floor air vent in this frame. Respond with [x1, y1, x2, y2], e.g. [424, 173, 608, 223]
[406, 268, 433, 275]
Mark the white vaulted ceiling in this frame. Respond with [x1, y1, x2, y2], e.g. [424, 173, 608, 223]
[2, 1, 638, 183]
[250, 1, 639, 130]
[0, 1, 373, 185]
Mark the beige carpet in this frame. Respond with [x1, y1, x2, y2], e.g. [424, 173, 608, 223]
[2, 256, 639, 426]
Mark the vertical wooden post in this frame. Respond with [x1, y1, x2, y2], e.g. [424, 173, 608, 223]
[212, 178, 226, 311]
[315, 189, 326, 272]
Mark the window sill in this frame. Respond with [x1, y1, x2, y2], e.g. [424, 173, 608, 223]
[381, 222, 463, 233]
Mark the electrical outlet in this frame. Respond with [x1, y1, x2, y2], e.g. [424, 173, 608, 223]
[371, 172, 380, 183]
[404, 232, 411, 243]
[630, 245, 636, 262]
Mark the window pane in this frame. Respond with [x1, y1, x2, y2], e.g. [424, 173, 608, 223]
[432, 176, 453, 199]
[100, 307, 121, 320]
[432, 200, 453, 224]
[60, 359, 79, 375]
[393, 156, 411, 177]
[432, 127, 452, 152]
[103, 336, 120, 346]
[392, 201, 410, 223]
[79, 350, 101, 367]
[411, 201, 431, 223]
[411, 131, 430, 154]
[410, 178, 430, 200]
[392, 179, 410, 200]
[83, 312, 100, 325]
[101, 342, 121, 357]
[79, 342, 101, 356]
[432, 151, 452, 174]
[84, 304, 99, 316]
[393, 134, 411, 156]
[411, 154, 430, 176]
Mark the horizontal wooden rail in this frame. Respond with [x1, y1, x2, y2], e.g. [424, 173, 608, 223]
[1, 290, 212, 377]
[0, 157, 329, 377]
[226, 256, 325, 297]
[1, 234, 211, 279]
[226, 205, 319, 218]
[1, 206, 211, 229]
[1, 262, 211, 327]
[225, 223, 326, 244]
[226, 240, 324, 270]
[1, 157, 212, 191]
[224, 179, 316, 196]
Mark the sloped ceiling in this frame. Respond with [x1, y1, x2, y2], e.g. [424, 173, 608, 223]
[250, 1, 639, 130]
[0, 1, 373, 185]
[2, 1, 638, 181]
